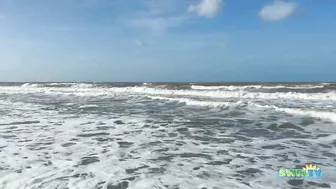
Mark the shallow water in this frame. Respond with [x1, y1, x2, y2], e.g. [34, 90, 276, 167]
[0, 82, 335, 189]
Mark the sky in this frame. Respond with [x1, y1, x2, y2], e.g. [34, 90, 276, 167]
[0, 0, 335, 82]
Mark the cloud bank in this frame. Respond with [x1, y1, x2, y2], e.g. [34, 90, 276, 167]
[259, 0, 297, 22]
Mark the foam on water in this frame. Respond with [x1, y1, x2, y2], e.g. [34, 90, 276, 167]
[144, 96, 237, 108]
[0, 83, 335, 189]
[78, 104, 100, 109]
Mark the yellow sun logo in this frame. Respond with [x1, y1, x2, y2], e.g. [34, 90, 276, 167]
[303, 164, 319, 171]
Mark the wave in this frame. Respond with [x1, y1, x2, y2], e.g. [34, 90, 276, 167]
[19, 82, 331, 93]
[109, 87, 336, 101]
[251, 103, 336, 123]
[191, 84, 326, 91]
[21, 83, 96, 88]
[144, 96, 239, 108]
[142, 82, 152, 86]
[191, 85, 231, 90]
[2, 85, 336, 101]
[21, 83, 43, 88]
[3, 83, 336, 122]
[280, 108, 336, 123]
[145, 96, 336, 122]
[78, 104, 100, 109]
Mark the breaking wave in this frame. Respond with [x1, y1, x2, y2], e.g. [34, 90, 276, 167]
[191, 84, 327, 91]
[145, 96, 336, 123]
[108, 87, 336, 101]
[251, 103, 336, 123]
[1, 83, 335, 101]
[144, 96, 240, 108]
[21, 83, 96, 88]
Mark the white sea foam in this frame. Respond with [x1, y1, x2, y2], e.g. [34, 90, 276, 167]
[21, 83, 42, 88]
[1, 86, 336, 189]
[78, 104, 100, 109]
[145, 96, 235, 107]
[70, 83, 96, 88]
[142, 82, 152, 86]
[191, 85, 231, 90]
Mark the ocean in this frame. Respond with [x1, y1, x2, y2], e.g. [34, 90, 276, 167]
[0, 82, 335, 189]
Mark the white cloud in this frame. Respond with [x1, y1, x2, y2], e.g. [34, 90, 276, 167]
[126, 16, 189, 35]
[218, 42, 226, 48]
[136, 40, 144, 46]
[136, 39, 148, 47]
[188, 0, 223, 18]
[54, 26, 84, 31]
[259, 0, 297, 22]
[121, 0, 190, 34]
[0, 15, 5, 20]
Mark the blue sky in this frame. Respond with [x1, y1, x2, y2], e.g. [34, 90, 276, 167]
[0, 0, 335, 82]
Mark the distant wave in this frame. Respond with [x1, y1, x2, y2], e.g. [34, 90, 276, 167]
[191, 84, 326, 91]
[2, 85, 336, 101]
[21, 83, 96, 88]
[191, 85, 231, 90]
[19, 82, 331, 92]
[21, 83, 43, 88]
[142, 82, 152, 86]
[108, 87, 336, 101]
